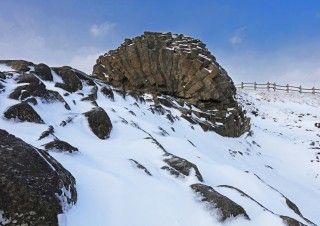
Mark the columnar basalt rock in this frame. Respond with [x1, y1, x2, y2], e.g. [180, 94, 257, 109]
[93, 32, 249, 137]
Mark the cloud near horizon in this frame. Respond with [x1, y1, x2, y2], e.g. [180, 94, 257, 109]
[220, 40, 320, 87]
[90, 21, 116, 37]
[0, 1, 319, 86]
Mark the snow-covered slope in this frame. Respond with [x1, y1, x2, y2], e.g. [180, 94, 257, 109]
[0, 64, 319, 226]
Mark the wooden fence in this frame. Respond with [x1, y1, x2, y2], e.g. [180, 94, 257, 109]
[236, 82, 320, 94]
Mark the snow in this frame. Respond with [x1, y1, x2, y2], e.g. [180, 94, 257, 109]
[0, 64, 14, 72]
[198, 53, 212, 62]
[0, 210, 10, 225]
[0, 69, 319, 226]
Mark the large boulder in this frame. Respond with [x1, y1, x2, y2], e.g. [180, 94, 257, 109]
[93, 32, 249, 137]
[0, 129, 77, 226]
[84, 107, 113, 139]
[4, 102, 44, 123]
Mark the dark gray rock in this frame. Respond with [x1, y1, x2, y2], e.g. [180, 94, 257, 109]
[39, 125, 55, 140]
[84, 107, 112, 139]
[101, 86, 114, 101]
[34, 63, 53, 81]
[191, 183, 249, 222]
[163, 154, 203, 182]
[0, 71, 5, 79]
[0, 81, 4, 92]
[9, 73, 70, 110]
[4, 102, 44, 123]
[44, 140, 78, 153]
[53, 66, 82, 92]
[0, 129, 77, 226]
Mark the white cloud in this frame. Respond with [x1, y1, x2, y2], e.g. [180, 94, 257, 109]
[68, 47, 103, 74]
[229, 35, 242, 45]
[90, 21, 116, 37]
[229, 27, 246, 46]
[220, 41, 320, 87]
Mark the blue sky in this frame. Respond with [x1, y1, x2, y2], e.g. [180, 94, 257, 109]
[0, 0, 319, 86]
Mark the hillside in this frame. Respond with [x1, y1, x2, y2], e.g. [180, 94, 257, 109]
[0, 60, 319, 225]
[0, 31, 319, 226]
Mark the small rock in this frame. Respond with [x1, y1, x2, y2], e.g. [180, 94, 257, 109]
[101, 86, 114, 101]
[163, 154, 203, 182]
[44, 140, 78, 153]
[38, 126, 55, 140]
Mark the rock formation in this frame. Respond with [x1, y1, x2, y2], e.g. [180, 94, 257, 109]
[93, 32, 249, 137]
[0, 129, 77, 225]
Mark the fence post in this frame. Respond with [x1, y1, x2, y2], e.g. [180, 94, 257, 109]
[299, 86, 302, 93]
[254, 82, 257, 90]
[312, 87, 315, 94]
[273, 83, 276, 91]
[241, 82, 244, 89]
[267, 82, 270, 91]
[286, 84, 289, 92]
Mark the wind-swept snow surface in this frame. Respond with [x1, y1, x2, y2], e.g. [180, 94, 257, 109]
[0, 66, 319, 226]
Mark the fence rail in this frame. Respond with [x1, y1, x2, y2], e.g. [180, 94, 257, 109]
[236, 82, 320, 94]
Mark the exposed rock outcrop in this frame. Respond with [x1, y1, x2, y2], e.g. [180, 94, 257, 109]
[44, 140, 79, 153]
[34, 63, 53, 81]
[163, 154, 203, 182]
[0, 129, 77, 226]
[84, 107, 113, 139]
[53, 66, 83, 93]
[39, 125, 55, 140]
[129, 159, 152, 176]
[191, 183, 249, 222]
[280, 216, 308, 226]
[93, 32, 249, 137]
[4, 102, 44, 123]
[101, 86, 115, 101]
[0, 60, 33, 72]
[9, 73, 70, 109]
